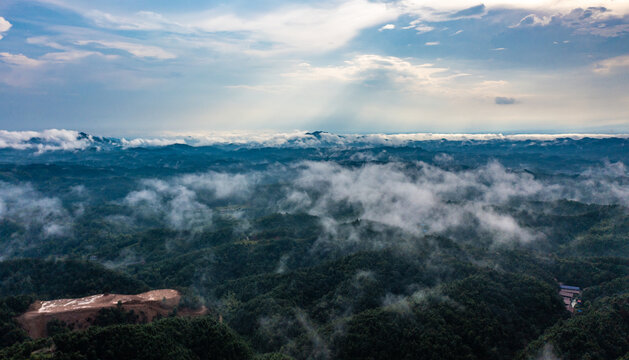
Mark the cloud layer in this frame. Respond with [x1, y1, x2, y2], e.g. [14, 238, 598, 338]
[1, 129, 629, 152]
[0, 129, 93, 152]
[0, 181, 71, 258]
[123, 172, 257, 230]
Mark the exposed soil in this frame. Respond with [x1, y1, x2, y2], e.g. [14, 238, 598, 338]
[16, 289, 206, 338]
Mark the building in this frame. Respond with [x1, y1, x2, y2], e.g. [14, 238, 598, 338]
[558, 284, 581, 313]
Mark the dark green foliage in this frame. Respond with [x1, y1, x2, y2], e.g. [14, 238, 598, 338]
[520, 294, 629, 360]
[46, 319, 71, 337]
[0, 259, 149, 352]
[92, 302, 142, 327]
[581, 276, 629, 302]
[0, 259, 149, 300]
[0, 296, 32, 348]
[0, 140, 628, 359]
[0, 338, 54, 360]
[52, 316, 253, 360]
[333, 271, 565, 360]
[550, 257, 629, 288]
[0, 317, 253, 360]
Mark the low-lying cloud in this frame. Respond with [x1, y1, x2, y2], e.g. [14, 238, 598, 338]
[1, 129, 629, 152]
[111, 159, 629, 244]
[0, 129, 93, 153]
[0, 182, 73, 259]
[0, 147, 627, 260]
[123, 171, 258, 230]
[282, 161, 545, 243]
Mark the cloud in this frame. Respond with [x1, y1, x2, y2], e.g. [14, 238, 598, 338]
[121, 137, 186, 148]
[378, 24, 396, 31]
[448, 4, 486, 19]
[22, 0, 629, 67]
[23, 36, 117, 64]
[124, 180, 214, 230]
[510, 14, 553, 28]
[399, 1, 629, 20]
[281, 161, 544, 243]
[189, 0, 399, 54]
[399, 1, 488, 22]
[159, 130, 629, 148]
[0, 181, 71, 255]
[123, 171, 258, 230]
[280, 159, 629, 250]
[0, 16, 11, 40]
[75, 40, 176, 59]
[495, 96, 516, 105]
[0, 129, 93, 152]
[425, 41, 440, 46]
[509, 7, 629, 36]
[1, 129, 628, 152]
[0, 52, 44, 67]
[57, 0, 398, 55]
[593, 55, 629, 74]
[86, 10, 188, 32]
[562, 7, 629, 37]
[402, 19, 434, 33]
[0, 38, 117, 87]
[41, 50, 114, 62]
[282, 54, 454, 92]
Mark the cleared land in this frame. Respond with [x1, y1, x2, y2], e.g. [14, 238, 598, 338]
[16, 289, 204, 338]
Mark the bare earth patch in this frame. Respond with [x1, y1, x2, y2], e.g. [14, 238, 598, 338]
[16, 289, 206, 338]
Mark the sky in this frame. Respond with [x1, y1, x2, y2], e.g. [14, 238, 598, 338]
[0, 0, 628, 135]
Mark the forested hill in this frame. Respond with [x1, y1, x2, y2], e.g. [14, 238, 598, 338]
[0, 135, 627, 359]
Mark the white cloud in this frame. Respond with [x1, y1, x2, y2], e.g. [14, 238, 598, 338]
[123, 171, 258, 230]
[0, 129, 93, 152]
[30, 0, 629, 60]
[121, 137, 186, 148]
[13, 37, 116, 65]
[0, 52, 44, 67]
[125, 180, 213, 230]
[509, 7, 629, 36]
[563, 7, 629, 37]
[398, 0, 629, 19]
[0, 181, 71, 245]
[0, 16, 11, 40]
[189, 0, 399, 54]
[41, 50, 114, 62]
[75, 40, 176, 59]
[510, 13, 552, 28]
[284, 161, 542, 242]
[282, 54, 451, 87]
[158, 130, 629, 148]
[399, 1, 487, 22]
[593, 55, 629, 74]
[64, 0, 399, 55]
[282, 159, 629, 248]
[425, 41, 440, 46]
[87, 10, 188, 32]
[402, 19, 434, 33]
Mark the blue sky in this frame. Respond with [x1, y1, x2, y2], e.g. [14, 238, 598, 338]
[0, 0, 628, 135]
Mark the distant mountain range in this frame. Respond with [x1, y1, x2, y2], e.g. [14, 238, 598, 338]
[1, 129, 629, 153]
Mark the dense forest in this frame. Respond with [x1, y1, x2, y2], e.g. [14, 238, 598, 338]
[0, 134, 627, 359]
